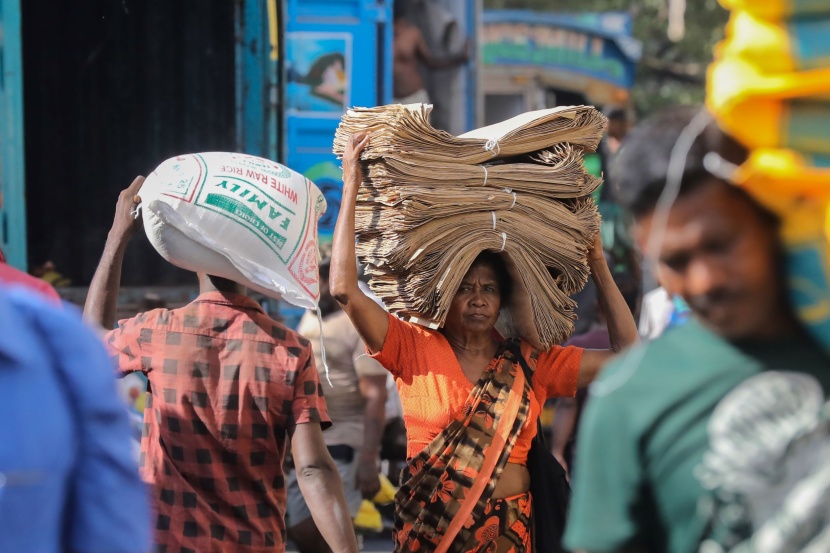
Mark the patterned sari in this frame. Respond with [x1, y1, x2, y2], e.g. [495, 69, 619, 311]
[394, 345, 534, 553]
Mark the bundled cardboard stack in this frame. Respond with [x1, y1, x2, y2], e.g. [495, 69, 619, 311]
[333, 104, 606, 348]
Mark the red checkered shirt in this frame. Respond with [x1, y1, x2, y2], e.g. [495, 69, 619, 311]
[105, 291, 330, 553]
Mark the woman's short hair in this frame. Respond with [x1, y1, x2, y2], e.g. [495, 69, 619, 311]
[470, 250, 512, 304]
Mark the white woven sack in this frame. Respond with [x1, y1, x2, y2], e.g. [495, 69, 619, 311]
[140, 152, 327, 309]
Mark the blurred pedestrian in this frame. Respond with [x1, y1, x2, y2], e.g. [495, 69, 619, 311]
[84, 176, 359, 553]
[0, 256, 61, 302]
[392, 2, 468, 104]
[287, 259, 388, 552]
[0, 286, 149, 553]
[604, 108, 628, 156]
[0, 185, 60, 301]
[638, 285, 690, 340]
[564, 107, 830, 553]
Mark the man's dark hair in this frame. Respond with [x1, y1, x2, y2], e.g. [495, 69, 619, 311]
[206, 275, 245, 293]
[393, 1, 407, 21]
[606, 108, 627, 122]
[470, 250, 513, 304]
[611, 106, 749, 218]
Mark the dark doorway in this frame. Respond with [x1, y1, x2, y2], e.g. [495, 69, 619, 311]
[22, 0, 237, 285]
[545, 88, 587, 108]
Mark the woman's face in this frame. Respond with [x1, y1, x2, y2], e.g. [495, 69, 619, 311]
[444, 263, 502, 336]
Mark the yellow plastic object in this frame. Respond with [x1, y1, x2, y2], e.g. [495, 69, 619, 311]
[733, 149, 830, 202]
[780, 200, 830, 343]
[720, 11, 830, 73]
[721, 12, 795, 73]
[708, 55, 830, 110]
[707, 56, 830, 160]
[719, 0, 830, 20]
[267, 0, 279, 61]
[372, 473, 397, 505]
[718, 98, 830, 154]
[354, 500, 383, 532]
[716, 98, 830, 158]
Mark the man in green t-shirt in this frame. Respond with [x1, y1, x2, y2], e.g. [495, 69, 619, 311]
[564, 107, 830, 553]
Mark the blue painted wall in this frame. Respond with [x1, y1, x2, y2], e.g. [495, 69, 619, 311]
[236, 0, 281, 161]
[283, 0, 393, 248]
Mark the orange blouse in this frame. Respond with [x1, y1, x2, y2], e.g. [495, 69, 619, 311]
[370, 314, 582, 465]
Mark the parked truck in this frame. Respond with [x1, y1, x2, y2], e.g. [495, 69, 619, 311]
[0, 0, 477, 296]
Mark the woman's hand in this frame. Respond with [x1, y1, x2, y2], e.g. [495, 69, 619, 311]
[342, 132, 370, 190]
[586, 231, 606, 268]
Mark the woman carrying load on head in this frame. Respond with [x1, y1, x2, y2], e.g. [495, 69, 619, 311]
[330, 132, 639, 553]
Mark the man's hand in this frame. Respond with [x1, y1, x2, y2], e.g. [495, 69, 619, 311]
[357, 373, 387, 499]
[356, 460, 381, 500]
[110, 176, 145, 239]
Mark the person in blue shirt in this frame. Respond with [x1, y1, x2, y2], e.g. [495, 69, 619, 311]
[0, 285, 149, 553]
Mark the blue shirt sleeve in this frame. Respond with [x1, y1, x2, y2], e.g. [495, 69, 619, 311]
[30, 299, 151, 553]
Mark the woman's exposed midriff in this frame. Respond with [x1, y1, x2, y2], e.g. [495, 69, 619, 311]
[493, 462, 530, 499]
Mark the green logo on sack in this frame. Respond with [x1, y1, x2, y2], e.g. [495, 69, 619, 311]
[213, 179, 293, 229]
[192, 157, 310, 264]
[204, 193, 288, 250]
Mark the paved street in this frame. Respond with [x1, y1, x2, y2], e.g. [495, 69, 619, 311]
[286, 533, 394, 552]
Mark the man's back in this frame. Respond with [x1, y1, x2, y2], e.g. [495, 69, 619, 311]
[106, 291, 329, 552]
[565, 319, 830, 552]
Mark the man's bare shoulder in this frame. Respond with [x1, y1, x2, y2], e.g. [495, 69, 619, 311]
[397, 23, 423, 44]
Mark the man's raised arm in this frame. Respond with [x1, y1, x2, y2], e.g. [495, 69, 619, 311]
[84, 176, 145, 329]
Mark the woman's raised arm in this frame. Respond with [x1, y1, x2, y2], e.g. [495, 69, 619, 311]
[576, 234, 639, 387]
[329, 132, 390, 353]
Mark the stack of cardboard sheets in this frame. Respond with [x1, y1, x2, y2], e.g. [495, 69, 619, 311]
[333, 104, 606, 348]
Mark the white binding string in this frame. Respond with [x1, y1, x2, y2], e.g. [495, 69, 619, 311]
[499, 232, 507, 252]
[315, 306, 333, 386]
[482, 165, 489, 187]
[503, 188, 517, 208]
[703, 151, 739, 182]
[491, 211, 497, 230]
[484, 138, 501, 157]
[130, 203, 142, 220]
[590, 109, 713, 399]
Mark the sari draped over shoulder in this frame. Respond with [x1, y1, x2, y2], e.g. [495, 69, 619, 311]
[394, 345, 534, 553]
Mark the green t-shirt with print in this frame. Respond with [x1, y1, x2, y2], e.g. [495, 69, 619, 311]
[563, 319, 830, 553]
